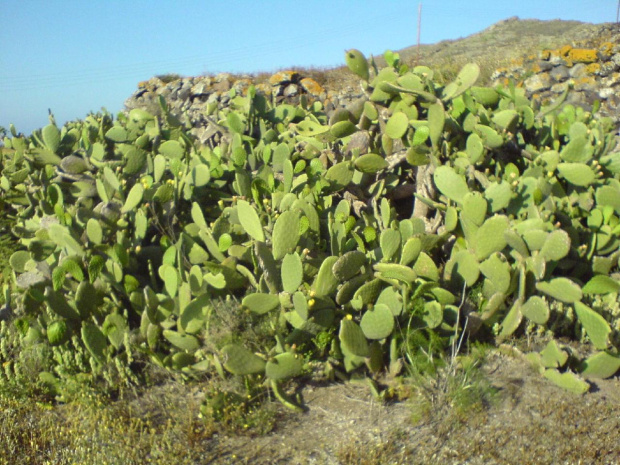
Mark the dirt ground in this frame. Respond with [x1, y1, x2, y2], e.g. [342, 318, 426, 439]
[163, 347, 620, 465]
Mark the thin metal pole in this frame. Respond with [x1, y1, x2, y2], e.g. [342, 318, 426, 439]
[416, 3, 422, 66]
[616, 0, 619, 23]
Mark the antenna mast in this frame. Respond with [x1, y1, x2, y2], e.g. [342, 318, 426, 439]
[416, 3, 422, 66]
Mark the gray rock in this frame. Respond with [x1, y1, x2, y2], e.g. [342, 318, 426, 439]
[549, 65, 570, 82]
[537, 60, 554, 72]
[283, 84, 298, 97]
[568, 63, 588, 79]
[524, 73, 553, 93]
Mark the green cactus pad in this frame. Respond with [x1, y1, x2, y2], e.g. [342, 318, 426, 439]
[582, 275, 620, 294]
[9, 250, 30, 273]
[498, 302, 523, 339]
[385, 112, 409, 139]
[380, 229, 401, 262]
[280, 253, 303, 294]
[354, 153, 388, 173]
[42, 124, 61, 153]
[335, 274, 368, 306]
[86, 218, 103, 244]
[536, 278, 582, 303]
[325, 161, 354, 190]
[376, 287, 403, 316]
[471, 215, 509, 260]
[373, 263, 417, 284]
[540, 229, 570, 261]
[242, 293, 280, 315]
[103, 313, 127, 350]
[360, 304, 394, 340]
[556, 163, 595, 187]
[163, 330, 200, 352]
[479, 254, 511, 295]
[466, 133, 484, 164]
[503, 229, 530, 257]
[345, 49, 369, 81]
[312, 256, 339, 297]
[332, 251, 366, 281]
[470, 86, 499, 107]
[272, 210, 300, 260]
[400, 237, 422, 266]
[266, 352, 304, 380]
[448, 250, 480, 287]
[543, 369, 589, 395]
[330, 120, 357, 138]
[492, 109, 518, 132]
[560, 135, 593, 163]
[580, 351, 620, 379]
[237, 200, 265, 242]
[574, 302, 611, 350]
[45, 287, 81, 321]
[474, 124, 504, 148]
[413, 252, 440, 282]
[422, 300, 443, 329]
[428, 103, 445, 149]
[442, 63, 479, 100]
[180, 293, 210, 334]
[47, 320, 69, 346]
[81, 322, 107, 364]
[221, 343, 266, 375]
[434, 166, 469, 204]
[522, 296, 550, 325]
[353, 278, 384, 305]
[484, 181, 512, 212]
[339, 319, 370, 357]
[462, 193, 488, 227]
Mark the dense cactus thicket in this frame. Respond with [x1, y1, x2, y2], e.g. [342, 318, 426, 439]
[1, 49, 620, 409]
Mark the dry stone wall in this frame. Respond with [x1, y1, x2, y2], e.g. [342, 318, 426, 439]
[124, 24, 620, 144]
[124, 71, 367, 146]
[491, 24, 620, 132]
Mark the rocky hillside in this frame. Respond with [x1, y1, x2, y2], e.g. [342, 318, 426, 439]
[124, 17, 620, 146]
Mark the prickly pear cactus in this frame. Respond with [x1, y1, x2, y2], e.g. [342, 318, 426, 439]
[1, 43, 620, 405]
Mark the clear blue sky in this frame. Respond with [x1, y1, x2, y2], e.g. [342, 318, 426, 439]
[1, 1, 616, 135]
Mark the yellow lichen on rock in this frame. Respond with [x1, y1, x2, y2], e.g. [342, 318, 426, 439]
[299, 77, 324, 96]
[568, 48, 598, 63]
[269, 71, 299, 86]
